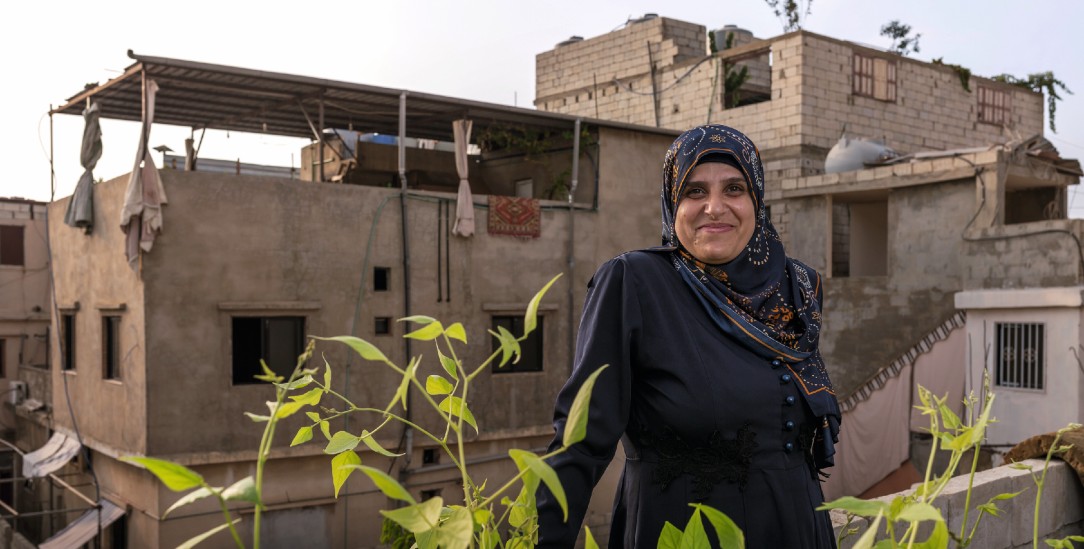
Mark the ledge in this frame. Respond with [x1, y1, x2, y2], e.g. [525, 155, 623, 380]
[955, 286, 1084, 310]
[218, 301, 321, 311]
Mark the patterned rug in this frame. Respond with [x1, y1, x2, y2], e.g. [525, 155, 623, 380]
[487, 196, 541, 238]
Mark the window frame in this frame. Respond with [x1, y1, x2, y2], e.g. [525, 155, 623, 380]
[102, 315, 122, 380]
[852, 52, 897, 103]
[231, 315, 306, 385]
[977, 85, 1012, 127]
[993, 321, 1045, 391]
[0, 225, 24, 267]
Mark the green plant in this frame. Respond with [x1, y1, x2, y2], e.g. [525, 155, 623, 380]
[991, 72, 1073, 133]
[764, 0, 812, 32]
[881, 20, 921, 56]
[1007, 422, 1082, 549]
[932, 58, 973, 92]
[123, 275, 617, 548]
[721, 31, 751, 110]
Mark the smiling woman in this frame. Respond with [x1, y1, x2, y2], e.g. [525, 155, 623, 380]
[538, 124, 841, 548]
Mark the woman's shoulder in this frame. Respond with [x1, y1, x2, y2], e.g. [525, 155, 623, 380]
[590, 248, 676, 287]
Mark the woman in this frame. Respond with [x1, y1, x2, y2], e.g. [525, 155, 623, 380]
[537, 124, 841, 548]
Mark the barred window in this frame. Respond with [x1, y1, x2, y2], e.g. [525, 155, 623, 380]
[853, 53, 897, 102]
[994, 322, 1044, 390]
[978, 86, 1011, 126]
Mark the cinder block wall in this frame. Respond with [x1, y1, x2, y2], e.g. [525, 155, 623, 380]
[832, 460, 1084, 549]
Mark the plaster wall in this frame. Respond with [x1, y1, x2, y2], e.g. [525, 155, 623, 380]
[47, 179, 148, 455]
[963, 305, 1083, 446]
[0, 200, 50, 432]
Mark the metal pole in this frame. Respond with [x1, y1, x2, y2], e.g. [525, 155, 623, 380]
[567, 119, 582, 375]
[397, 88, 415, 498]
[318, 94, 325, 183]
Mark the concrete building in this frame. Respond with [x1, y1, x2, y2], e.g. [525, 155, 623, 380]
[536, 15, 1084, 500]
[2, 52, 678, 547]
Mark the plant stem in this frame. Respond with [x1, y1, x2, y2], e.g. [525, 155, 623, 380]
[214, 493, 246, 548]
[958, 440, 983, 541]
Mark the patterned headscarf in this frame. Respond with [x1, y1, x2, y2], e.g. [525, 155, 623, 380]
[660, 124, 840, 463]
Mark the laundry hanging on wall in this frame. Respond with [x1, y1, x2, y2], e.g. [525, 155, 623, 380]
[487, 196, 541, 238]
[120, 78, 168, 271]
[64, 101, 101, 233]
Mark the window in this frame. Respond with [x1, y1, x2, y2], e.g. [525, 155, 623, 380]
[0, 339, 5, 377]
[831, 199, 888, 277]
[978, 86, 1011, 126]
[420, 488, 442, 501]
[103, 316, 121, 379]
[374, 317, 391, 335]
[491, 315, 543, 373]
[61, 314, 76, 371]
[0, 225, 24, 266]
[374, 267, 390, 292]
[853, 53, 896, 102]
[422, 448, 439, 465]
[994, 322, 1044, 390]
[232, 317, 305, 385]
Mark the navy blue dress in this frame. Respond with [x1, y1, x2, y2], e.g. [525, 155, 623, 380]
[538, 251, 836, 548]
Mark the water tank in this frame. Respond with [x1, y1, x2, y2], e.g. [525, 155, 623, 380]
[556, 35, 584, 48]
[824, 136, 899, 173]
[713, 25, 754, 51]
[631, 13, 659, 24]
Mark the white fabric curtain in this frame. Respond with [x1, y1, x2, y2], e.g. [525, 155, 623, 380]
[451, 119, 475, 237]
[120, 78, 168, 270]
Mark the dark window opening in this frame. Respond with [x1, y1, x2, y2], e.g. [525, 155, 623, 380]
[1005, 187, 1061, 224]
[374, 317, 391, 335]
[420, 488, 442, 501]
[995, 322, 1044, 390]
[0, 225, 24, 266]
[422, 448, 439, 465]
[232, 317, 305, 385]
[831, 200, 887, 277]
[108, 512, 128, 549]
[61, 314, 75, 371]
[0, 339, 5, 378]
[0, 452, 12, 509]
[103, 316, 121, 380]
[491, 315, 543, 373]
[374, 267, 390, 292]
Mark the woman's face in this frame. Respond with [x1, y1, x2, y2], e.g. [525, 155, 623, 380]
[674, 162, 756, 264]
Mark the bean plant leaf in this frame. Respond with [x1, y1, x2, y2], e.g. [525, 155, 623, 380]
[405, 321, 445, 341]
[909, 519, 949, 549]
[305, 411, 321, 422]
[177, 518, 241, 549]
[290, 387, 323, 406]
[489, 326, 520, 367]
[320, 420, 332, 440]
[937, 400, 961, 431]
[439, 396, 478, 432]
[445, 322, 467, 344]
[438, 348, 459, 380]
[585, 526, 601, 549]
[695, 503, 746, 549]
[679, 509, 708, 549]
[341, 464, 416, 503]
[426, 375, 454, 396]
[400, 315, 437, 325]
[291, 425, 314, 447]
[244, 412, 270, 423]
[274, 374, 313, 391]
[896, 501, 942, 522]
[164, 486, 216, 518]
[433, 506, 473, 549]
[818, 496, 888, 518]
[563, 365, 609, 447]
[657, 522, 683, 549]
[389, 357, 420, 411]
[270, 400, 306, 419]
[510, 449, 566, 520]
[507, 480, 537, 528]
[331, 450, 361, 498]
[254, 359, 282, 383]
[120, 457, 204, 492]
[222, 476, 259, 504]
[360, 430, 404, 457]
[325, 431, 362, 454]
[851, 511, 883, 549]
[322, 356, 332, 392]
[316, 335, 390, 363]
[524, 274, 561, 337]
[381, 497, 443, 533]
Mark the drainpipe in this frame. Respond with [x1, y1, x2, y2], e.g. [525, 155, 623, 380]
[567, 119, 581, 375]
[397, 90, 415, 476]
[318, 93, 325, 182]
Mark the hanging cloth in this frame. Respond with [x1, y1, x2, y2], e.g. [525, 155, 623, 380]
[64, 102, 101, 233]
[451, 119, 475, 237]
[120, 78, 168, 270]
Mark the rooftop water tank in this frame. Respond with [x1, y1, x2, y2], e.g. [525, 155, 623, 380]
[556, 35, 584, 48]
[713, 25, 754, 51]
[824, 135, 900, 173]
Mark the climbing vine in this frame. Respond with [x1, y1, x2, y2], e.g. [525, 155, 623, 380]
[992, 71, 1073, 133]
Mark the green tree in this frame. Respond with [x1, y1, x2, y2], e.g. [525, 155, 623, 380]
[880, 20, 921, 56]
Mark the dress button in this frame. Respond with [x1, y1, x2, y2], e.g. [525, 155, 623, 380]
[784, 420, 795, 431]
[784, 442, 795, 452]
[780, 373, 792, 384]
[770, 359, 783, 368]
[784, 395, 796, 406]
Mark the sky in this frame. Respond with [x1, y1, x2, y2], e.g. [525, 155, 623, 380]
[4, 0, 1083, 215]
